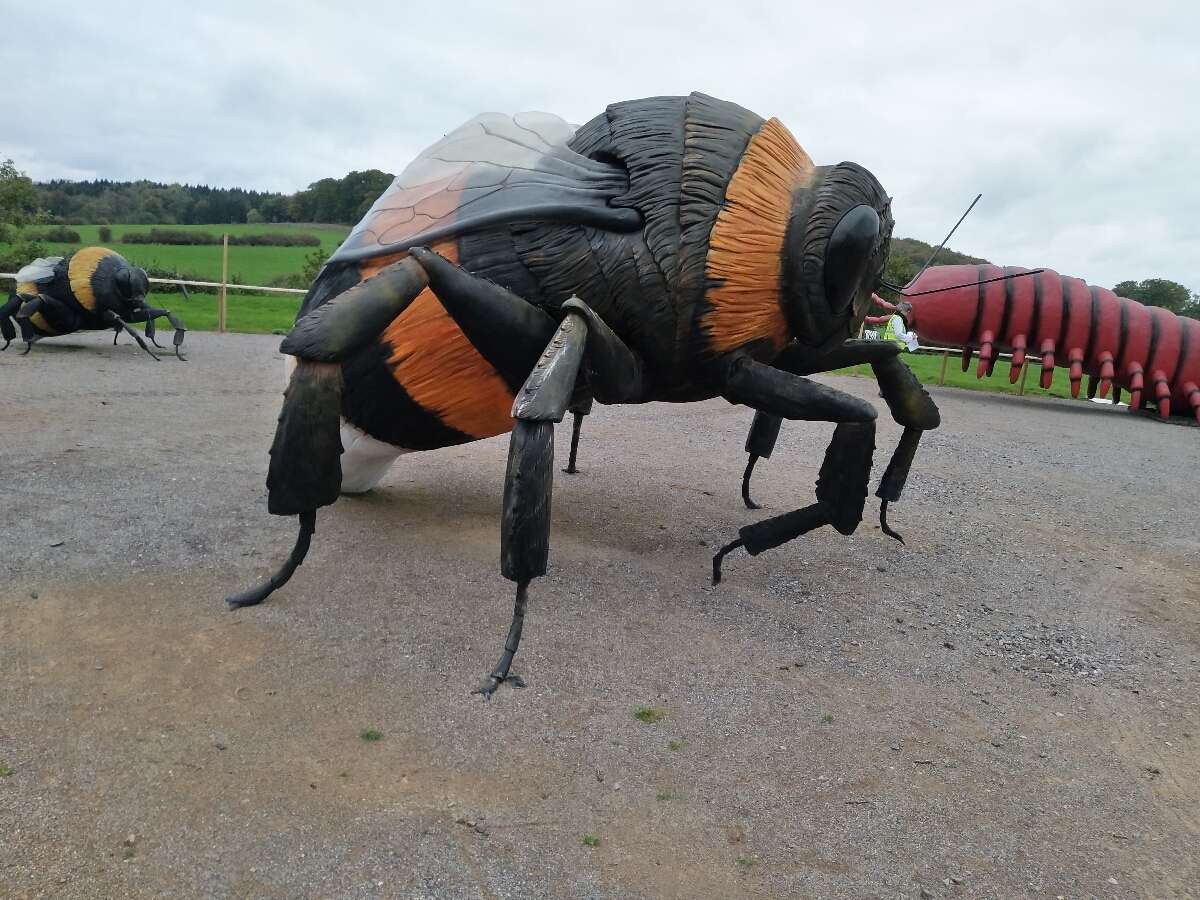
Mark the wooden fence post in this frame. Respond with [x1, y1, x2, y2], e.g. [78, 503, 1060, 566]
[218, 233, 229, 333]
[938, 348, 949, 385]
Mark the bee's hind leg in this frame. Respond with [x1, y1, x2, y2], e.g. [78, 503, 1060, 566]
[741, 411, 782, 509]
[226, 257, 432, 610]
[563, 395, 593, 474]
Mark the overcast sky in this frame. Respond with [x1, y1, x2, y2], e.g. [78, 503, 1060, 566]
[3, 0, 1197, 290]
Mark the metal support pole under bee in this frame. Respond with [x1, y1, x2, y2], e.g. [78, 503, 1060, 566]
[1018, 359, 1030, 395]
[219, 233, 229, 333]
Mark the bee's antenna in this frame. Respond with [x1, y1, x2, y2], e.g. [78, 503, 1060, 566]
[899, 269, 1044, 298]
[908, 193, 982, 286]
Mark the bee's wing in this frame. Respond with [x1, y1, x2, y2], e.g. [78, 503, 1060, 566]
[327, 111, 640, 267]
[14, 257, 64, 284]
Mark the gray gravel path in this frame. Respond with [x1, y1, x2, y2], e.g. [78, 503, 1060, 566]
[1, 330, 1198, 899]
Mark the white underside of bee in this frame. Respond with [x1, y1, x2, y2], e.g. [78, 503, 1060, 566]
[338, 419, 408, 493]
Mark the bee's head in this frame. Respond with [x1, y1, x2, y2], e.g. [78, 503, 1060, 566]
[114, 264, 150, 304]
[782, 162, 893, 350]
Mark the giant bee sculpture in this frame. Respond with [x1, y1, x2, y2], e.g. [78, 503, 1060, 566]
[230, 93, 940, 694]
[1, 247, 187, 359]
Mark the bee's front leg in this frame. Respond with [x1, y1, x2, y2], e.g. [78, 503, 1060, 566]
[132, 302, 189, 360]
[101, 310, 160, 360]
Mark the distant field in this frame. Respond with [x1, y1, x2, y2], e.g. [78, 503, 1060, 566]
[146, 291, 302, 335]
[3, 223, 347, 286]
[835, 345, 1078, 401]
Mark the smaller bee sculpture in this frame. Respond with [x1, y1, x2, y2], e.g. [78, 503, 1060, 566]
[1, 247, 187, 359]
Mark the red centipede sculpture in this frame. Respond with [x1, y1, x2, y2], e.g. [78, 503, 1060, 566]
[872, 265, 1200, 424]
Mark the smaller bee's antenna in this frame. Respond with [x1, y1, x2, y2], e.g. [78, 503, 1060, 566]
[908, 193, 982, 286]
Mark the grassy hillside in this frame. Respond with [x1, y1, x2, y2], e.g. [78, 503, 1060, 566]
[890, 237, 990, 270]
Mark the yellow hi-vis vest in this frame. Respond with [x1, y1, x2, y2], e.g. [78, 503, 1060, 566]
[882, 314, 913, 350]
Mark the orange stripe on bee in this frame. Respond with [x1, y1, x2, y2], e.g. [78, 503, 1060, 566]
[16, 282, 41, 297]
[702, 118, 813, 356]
[68, 246, 119, 312]
[358, 250, 410, 281]
[381, 240, 516, 440]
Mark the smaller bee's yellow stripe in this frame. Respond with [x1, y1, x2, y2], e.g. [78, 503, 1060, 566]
[16, 282, 41, 297]
[68, 246, 118, 312]
[29, 311, 58, 334]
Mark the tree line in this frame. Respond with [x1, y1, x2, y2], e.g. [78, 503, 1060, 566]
[11, 167, 394, 228]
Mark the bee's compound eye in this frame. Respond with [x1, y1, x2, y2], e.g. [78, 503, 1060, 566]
[824, 205, 880, 315]
[115, 267, 132, 298]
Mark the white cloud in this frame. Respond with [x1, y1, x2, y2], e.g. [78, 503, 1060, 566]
[2, 0, 1197, 288]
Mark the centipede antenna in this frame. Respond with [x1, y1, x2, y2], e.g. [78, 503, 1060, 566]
[900, 269, 1045, 298]
[908, 193, 982, 286]
[879, 279, 906, 293]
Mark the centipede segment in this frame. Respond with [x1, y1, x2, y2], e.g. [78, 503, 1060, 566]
[878, 265, 1200, 424]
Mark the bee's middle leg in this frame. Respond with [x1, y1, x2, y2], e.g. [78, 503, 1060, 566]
[475, 311, 591, 697]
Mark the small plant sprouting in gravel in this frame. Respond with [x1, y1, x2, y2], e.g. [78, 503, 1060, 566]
[360, 729, 383, 741]
[736, 856, 757, 868]
[635, 706, 664, 724]
[339, 770, 348, 778]
[583, 835, 600, 847]
[657, 791, 672, 801]
[611, 740, 621, 746]
[668, 741, 682, 751]
[122, 847, 135, 860]
[821, 714, 835, 725]
[0, 764, 13, 777]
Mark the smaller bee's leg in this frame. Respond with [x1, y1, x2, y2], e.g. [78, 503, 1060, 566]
[113, 328, 121, 346]
[563, 395, 593, 474]
[742, 411, 783, 509]
[137, 302, 188, 359]
[102, 310, 159, 360]
[125, 306, 158, 346]
[1, 291, 22, 351]
[475, 311, 588, 697]
[14, 298, 45, 355]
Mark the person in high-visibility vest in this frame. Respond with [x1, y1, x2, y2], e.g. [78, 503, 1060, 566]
[870, 300, 918, 351]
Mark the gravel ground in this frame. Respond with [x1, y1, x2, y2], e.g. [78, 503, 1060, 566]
[1, 330, 1198, 899]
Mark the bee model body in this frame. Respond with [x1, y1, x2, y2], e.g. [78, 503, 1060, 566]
[232, 93, 941, 695]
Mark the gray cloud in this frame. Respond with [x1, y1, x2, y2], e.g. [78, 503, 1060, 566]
[2, 0, 1196, 288]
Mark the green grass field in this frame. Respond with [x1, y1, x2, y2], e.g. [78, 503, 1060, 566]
[836, 346, 1078, 400]
[4, 223, 347, 286]
[145, 291, 302, 334]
